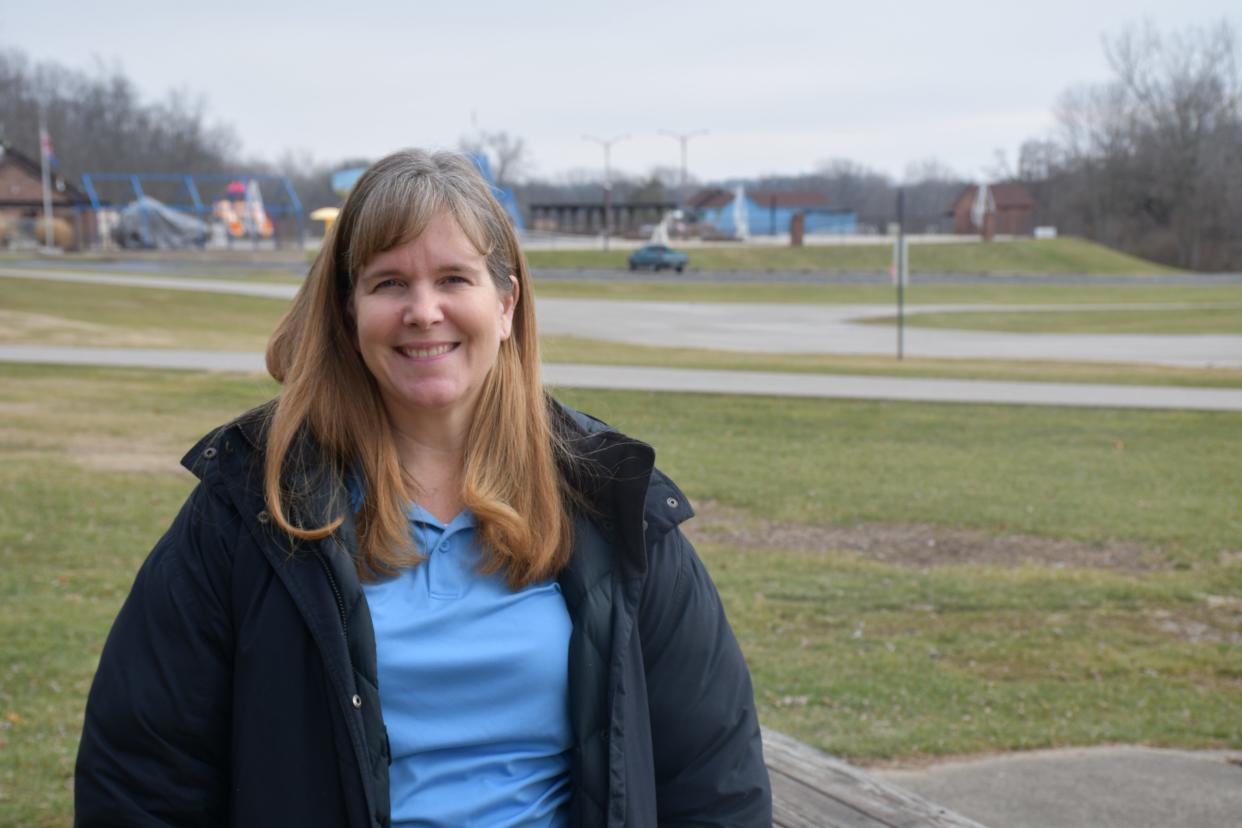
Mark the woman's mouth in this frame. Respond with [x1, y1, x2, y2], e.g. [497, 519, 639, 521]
[398, 343, 458, 360]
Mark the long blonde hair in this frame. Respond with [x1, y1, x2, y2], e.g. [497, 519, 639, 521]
[264, 149, 572, 587]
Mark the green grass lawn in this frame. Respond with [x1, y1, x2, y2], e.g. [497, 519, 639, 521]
[531, 277, 1242, 307]
[1, 365, 1238, 823]
[862, 305, 1242, 335]
[525, 237, 1182, 275]
[0, 276, 287, 350]
[541, 336, 1242, 388]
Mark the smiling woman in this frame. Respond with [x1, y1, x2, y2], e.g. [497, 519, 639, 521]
[352, 213, 519, 485]
[74, 149, 771, 828]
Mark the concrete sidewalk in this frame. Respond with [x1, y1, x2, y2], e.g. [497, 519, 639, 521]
[874, 745, 1242, 828]
[3, 345, 1241, 411]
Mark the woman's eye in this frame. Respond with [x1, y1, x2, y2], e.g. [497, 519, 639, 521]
[375, 278, 404, 290]
[442, 274, 469, 286]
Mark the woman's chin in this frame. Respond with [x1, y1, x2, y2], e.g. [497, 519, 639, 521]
[382, 384, 472, 420]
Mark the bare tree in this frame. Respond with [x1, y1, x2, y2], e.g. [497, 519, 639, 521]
[902, 159, 969, 234]
[0, 49, 238, 182]
[1039, 20, 1242, 269]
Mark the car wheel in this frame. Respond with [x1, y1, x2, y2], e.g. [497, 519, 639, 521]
[675, 265, 684, 273]
[629, 262, 637, 271]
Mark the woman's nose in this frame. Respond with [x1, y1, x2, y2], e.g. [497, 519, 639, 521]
[402, 286, 443, 328]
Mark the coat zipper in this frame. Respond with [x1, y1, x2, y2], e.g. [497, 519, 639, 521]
[316, 553, 350, 639]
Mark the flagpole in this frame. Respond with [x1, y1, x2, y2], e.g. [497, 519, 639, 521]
[38, 107, 54, 249]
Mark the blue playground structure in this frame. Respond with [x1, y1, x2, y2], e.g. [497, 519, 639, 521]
[330, 153, 524, 232]
[80, 172, 305, 248]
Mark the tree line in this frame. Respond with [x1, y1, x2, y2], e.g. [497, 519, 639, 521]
[1019, 21, 1242, 271]
[0, 49, 349, 212]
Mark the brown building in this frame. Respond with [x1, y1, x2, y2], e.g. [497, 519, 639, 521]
[949, 182, 1034, 236]
[0, 142, 95, 248]
[527, 199, 677, 236]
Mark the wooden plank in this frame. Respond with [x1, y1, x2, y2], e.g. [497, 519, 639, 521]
[763, 728, 989, 828]
[771, 765, 894, 828]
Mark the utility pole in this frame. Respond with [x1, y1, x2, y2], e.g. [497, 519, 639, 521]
[38, 106, 54, 249]
[895, 188, 907, 360]
[583, 134, 628, 251]
[658, 129, 707, 205]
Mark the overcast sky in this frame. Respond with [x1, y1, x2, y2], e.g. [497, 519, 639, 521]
[5, 0, 1239, 182]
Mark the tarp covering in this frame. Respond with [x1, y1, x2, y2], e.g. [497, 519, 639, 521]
[112, 196, 209, 249]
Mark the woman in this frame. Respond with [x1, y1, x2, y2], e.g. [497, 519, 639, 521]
[75, 150, 771, 827]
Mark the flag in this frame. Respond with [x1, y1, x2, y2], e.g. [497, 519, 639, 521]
[39, 127, 58, 169]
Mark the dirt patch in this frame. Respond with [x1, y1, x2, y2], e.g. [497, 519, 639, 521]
[0, 309, 174, 347]
[65, 436, 184, 475]
[684, 499, 1168, 572]
[0, 400, 52, 417]
[1150, 601, 1242, 646]
[0, 428, 181, 474]
[0, 425, 61, 450]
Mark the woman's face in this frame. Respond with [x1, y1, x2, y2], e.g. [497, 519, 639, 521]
[351, 211, 517, 432]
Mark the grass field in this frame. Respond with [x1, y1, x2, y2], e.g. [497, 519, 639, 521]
[541, 337, 1242, 388]
[1, 235, 1181, 276]
[525, 237, 1183, 275]
[1, 365, 1239, 823]
[0, 277, 287, 350]
[864, 305, 1242, 335]
[530, 277, 1242, 307]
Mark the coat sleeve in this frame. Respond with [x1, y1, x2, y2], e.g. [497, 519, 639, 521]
[638, 526, 772, 827]
[75, 482, 239, 827]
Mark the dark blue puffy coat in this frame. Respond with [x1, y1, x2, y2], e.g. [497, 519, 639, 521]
[75, 402, 771, 827]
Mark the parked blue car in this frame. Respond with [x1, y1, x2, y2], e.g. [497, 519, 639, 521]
[628, 244, 689, 272]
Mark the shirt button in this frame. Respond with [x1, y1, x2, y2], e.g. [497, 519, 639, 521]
[351, 694, 362, 709]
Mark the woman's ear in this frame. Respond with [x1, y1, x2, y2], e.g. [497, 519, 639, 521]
[499, 274, 519, 340]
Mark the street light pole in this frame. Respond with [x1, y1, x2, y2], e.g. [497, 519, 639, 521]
[658, 129, 708, 205]
[38, 105, 55, 250]
[583, 134, 629, 251]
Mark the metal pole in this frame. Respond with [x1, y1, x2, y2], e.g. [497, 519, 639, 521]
[583, 134, 629, 251]
[658, 129, 707, 205]
[603, 142, 612, 252]
[39, 108, 54, 249]
[897, 187, 906, 360]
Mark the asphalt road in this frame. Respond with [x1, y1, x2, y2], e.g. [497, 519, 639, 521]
[538, 297, 1242, 368]
[4, 267, 1240, 368]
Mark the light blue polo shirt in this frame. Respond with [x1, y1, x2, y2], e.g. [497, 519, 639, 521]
[361, 502, 573, 827]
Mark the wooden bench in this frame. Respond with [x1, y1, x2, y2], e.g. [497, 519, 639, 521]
[764, 729, 987, 828]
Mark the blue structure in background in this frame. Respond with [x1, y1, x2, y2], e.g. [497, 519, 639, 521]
[81, 172, 305, 246]
[467, 153, 524, 232]
[329, 153, 524, 232]
[331, 167, 364, 196]
[694, 190, 856, 236]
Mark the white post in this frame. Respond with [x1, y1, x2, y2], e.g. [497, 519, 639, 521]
[39, 109, 55, 249]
